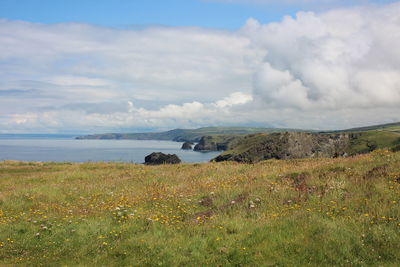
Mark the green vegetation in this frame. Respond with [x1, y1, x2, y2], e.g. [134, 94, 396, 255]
[337, 122, 400, 133]
[215, 131, 400, 163]
[1, 151, 400, 266]
[193, 134, 246, 151]
[217, 133, 273, 155]
[76, 127, 308, 142]
[347, 131, 400, 155]
[76, 122, 400, 143]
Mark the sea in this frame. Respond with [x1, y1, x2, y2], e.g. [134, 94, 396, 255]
[0, 134, 221, 163]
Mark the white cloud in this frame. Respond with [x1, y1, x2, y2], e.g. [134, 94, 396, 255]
[215, 92, 253, 108]
[0, 92, 254, 132]
[245, 4, 400, 115]
[0, 20, 260, 102]
[1, 2, 400, 133]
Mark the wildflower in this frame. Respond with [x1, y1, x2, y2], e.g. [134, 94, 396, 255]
[248, 200, 255, 209]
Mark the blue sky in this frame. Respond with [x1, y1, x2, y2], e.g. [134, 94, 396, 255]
[0, 0, 296, 29]
[0, 0, 396, 29]
[0, 0, 400, 133]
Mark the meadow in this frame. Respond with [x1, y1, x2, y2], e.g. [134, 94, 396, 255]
[0, 150, 399, 266]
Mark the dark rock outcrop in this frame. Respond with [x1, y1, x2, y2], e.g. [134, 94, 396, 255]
[181, 142, 193, 150]
[213, 132, 355, 163]
[193, 135, 244, 151]
[144, 152, 181, 165]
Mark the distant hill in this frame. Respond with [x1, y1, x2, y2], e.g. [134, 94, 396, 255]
[76, 127, 308, 142]
[337, 122, 400, 133]
[77, 122, 400, 158]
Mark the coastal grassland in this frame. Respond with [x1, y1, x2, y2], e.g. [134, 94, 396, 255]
[0, 151, 399, 266]
[346, 131, 400, 155]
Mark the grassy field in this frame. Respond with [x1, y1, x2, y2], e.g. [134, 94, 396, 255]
[0, 151, 399, 266]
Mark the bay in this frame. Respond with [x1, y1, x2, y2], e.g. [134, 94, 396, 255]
[0, 135, 220, 163]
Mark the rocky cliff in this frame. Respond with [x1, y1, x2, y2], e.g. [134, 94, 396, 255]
[193, 135, 244, 151]
[213, 132, 366, 163]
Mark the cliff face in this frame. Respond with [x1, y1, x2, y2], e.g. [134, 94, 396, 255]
[193, 135, 244, 151]
[213, 132, 356, 163]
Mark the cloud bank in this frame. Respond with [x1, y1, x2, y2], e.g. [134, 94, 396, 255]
[1, 2, 400, 132]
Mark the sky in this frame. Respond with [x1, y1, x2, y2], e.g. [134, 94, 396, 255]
[1, 0, 400, 133]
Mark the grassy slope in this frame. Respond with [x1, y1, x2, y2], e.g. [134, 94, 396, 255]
[340, 122, 400, 133]
[347, 131, 400, 155]
[1, 151, 400, 266]
[218, 133, 272, 156]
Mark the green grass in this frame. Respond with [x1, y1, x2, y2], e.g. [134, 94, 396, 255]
[346, 131, 400, 155]
[1, 151, 400, 266]
[218, 133, 274, 156]
[338, 122, 400, 133]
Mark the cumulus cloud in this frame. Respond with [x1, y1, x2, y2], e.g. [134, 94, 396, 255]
[245, 4, 400, 113]
[1, 2, 400, 133]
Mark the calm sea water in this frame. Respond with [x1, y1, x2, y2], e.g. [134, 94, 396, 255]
[0, 135, 220, 163]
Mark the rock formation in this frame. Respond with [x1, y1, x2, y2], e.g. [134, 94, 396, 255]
[144, 152, 181, 165]
[213, 132, 357, 163]
[193, 135, 244, 151]
[181, 142, 193, 150]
